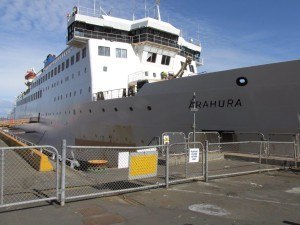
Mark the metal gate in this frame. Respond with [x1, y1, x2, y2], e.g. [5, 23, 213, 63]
[0, 146, 60, 208]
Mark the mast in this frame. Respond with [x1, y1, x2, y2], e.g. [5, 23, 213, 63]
[156, 0, 161, 21]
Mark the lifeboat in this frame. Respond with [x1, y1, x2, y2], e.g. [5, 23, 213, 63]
[25, 70, 36, 80]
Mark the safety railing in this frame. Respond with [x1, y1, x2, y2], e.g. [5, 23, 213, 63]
[93, 88, 127, 101]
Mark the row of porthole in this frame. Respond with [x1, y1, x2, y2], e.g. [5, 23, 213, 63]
[44, 105, 153, 117]
[89, 106, 152, 113]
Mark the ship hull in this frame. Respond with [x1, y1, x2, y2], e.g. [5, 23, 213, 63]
[16, 59, 300, 149]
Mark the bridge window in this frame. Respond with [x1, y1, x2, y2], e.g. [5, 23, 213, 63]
[116, 48, 127, 58]
[76, 51, 80, 62]
[82, 47, 86, 58]
[189, 65, 195, 73]
[98, 46, 110, 56]
[147, 52, 157, 63]
[161, 55, 170, 65]
[71, 55, 75, 65]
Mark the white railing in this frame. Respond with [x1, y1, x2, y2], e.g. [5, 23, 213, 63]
[93, 88, 126, 101]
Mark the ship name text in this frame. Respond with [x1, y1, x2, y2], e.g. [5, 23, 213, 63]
[189, 99, 242, 109]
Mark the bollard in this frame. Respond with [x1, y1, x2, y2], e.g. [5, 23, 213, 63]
[60, 139, 66, 206]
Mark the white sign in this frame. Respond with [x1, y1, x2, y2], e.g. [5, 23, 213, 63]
[189, 148, 199, 163]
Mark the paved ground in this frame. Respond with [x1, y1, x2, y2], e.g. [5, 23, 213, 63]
[0, 170, 299, 225]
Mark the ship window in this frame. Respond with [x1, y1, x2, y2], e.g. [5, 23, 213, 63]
[51, 70, 53, 77]
[78, 71, 80, 76]
[62, 62, 65, 71]
[76, 51, 80, 62]
[48, 72, 50, 79]
[72, 73, 74, 79]
[80, 89, 82, 95]
[71, 55, 74, 65]
[147, 52, 157, 63]
[84, 67, 87, 73]
[145, 72, 148, 76]
[103, 66, 107, 72]
[116, 48, 127, 58]
[82, 47, 86, 58]
[98, 46, 110, 56]
[66, 59, 69, 68]
[236, 77, 248, 86]
[153, 73, 156, 78]
[161, 55, 171, 65]
[189, 65, 195, 73]
[58, 65, 61, 73]
[54, 67, 57, 75]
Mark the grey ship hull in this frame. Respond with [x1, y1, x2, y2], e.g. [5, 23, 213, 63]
[17, 59, 300, 148]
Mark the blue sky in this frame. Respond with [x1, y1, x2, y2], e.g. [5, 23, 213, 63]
[0, 0, 299, 117]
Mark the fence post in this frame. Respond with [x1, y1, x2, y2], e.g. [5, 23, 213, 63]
[60, 139, 66, 206]
[294, 141, 297, 168]
[185, 140, 188, 178]
[259, 142, 262, 174]
[0, 149, 4, 205]
[204, 141, 208, 182]
[165, 145, 169, 189]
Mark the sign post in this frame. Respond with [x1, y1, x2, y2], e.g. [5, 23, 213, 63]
[190, 92, 198, 146]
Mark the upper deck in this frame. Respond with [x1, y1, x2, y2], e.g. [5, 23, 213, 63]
[66, 5, 202, 65]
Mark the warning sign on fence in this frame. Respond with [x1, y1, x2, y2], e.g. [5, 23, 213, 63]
[189, 148, 199, 163]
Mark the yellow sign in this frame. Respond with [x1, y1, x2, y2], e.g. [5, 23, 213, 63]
[129, 151, 158, 180]
[163, 135, 170, 144]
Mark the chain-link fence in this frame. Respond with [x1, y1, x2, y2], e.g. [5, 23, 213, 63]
[62, 144, 167, 202]
[206, 141, 276, 179]
[0, 133, 299, 209]
[188, 132, 220, 152]
[167, 142, 204, 185]
[0, 146, 60, 208]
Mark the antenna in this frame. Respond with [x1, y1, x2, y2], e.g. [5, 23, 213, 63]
[156, 0, 161, 21]
[93, 0, 96, 16]
[144, 0, 147, 18]
[132, 0, 136, 21]
[197, 24, 200, 45]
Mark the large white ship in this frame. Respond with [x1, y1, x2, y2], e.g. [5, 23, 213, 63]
[13, 2, 300, 148]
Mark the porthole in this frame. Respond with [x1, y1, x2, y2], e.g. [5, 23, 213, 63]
[102, 108, 105, 112]
[236, 77, 248, 86]
[114, 107, 118, 112]
[147, 106, 152, 111]
[129, 107, 133, 111]
[89, 109, 92, 113]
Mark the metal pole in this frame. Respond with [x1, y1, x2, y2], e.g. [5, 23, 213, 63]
[185, 143, 188, 178]
[0, 149, 4, 205]
[259, 142, 262, 173]
[205, 141, 208, 182]
[60, 140, 67, 206]
[165, 145, 169, 189]
[294, 141, 297, 168]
